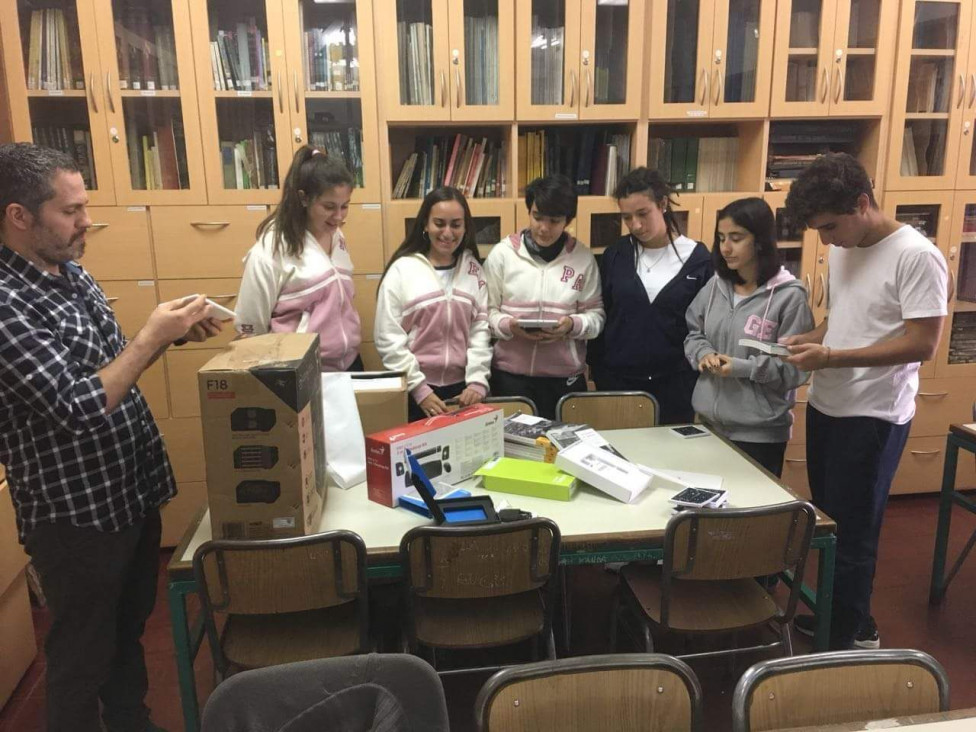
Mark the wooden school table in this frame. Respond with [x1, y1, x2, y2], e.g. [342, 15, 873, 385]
[930, 423, 976, 604]
[166, 426, 838, 732]
[783, 707, 976, 731]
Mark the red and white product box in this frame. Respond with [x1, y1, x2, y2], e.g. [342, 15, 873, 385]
[366, 404, 505, 507]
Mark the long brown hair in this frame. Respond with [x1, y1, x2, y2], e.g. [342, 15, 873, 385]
[255, 145, 354, 258]
[380, 187, 481, 281]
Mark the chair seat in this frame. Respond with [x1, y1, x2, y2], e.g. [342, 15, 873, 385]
[414, 590, 545, 649]
[621, 564, 779, 633]
[222, 601, 363, 669]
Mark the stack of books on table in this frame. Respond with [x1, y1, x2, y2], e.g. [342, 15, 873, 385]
[502, 412, 562, 462]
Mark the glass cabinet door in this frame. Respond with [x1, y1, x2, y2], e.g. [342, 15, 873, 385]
[92, 0, 206, 204]
[770, 0, 836, 116]
[578, 0, 643, 120]
[447, 0, 515, 121]
[374, 0, 450, 122]
[710, 0, 775, 118]
[647, 0, 714, 119]
[765, 191, 819, 309]
[516, 0, 581, 121]
[956, 10, 976, 190]
[281, 0, 381, 202]
[189, 0, 292, 204]
[829, 0, 897, 115]
[886, 0, 972, 191]
[937, 199, 976, 377]
[0, 0, 116, 204]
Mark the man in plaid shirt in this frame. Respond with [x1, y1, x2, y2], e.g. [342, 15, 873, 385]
[0, 143, 222, 732]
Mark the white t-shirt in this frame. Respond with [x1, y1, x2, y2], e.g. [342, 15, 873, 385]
[808, 225, 948, 424]
[434, 264, 455, 290]
[637, 235, 699, 303]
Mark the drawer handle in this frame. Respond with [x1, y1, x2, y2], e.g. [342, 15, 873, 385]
[105, 297, 120, 303]
[209, 294, 237, 301]
[88, 223, 110, 230]
[910, 450, 941, 456]
[190, 221, 231, 227]
[795, 399, 808, 404]
[785, 458, 807, 463]
[918, 392, 948, 397]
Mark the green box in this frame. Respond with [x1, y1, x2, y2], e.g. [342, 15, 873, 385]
[475, 457, 578, 501]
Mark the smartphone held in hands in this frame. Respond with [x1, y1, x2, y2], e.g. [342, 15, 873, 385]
[182, 294, 236, 322]
[518, 318, 561, 331]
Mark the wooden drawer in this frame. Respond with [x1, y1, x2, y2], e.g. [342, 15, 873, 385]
[157, 279, 241, 350]
[151, 206, 269, 279]
[782, 445, 811, 499]
[157, 418, 205, 484]
[140, 360, 169, 421]
[161, 482, 206, 548]
[0, 572, 37, 709]
[360, 341, 384, 371]
[0, 483, 29, 595]
[912, 379, 976, 438]
[344, 204, 385, 274]
[100, 280, 158, 337]
[892, 436, 976, 495]
[84, 207, 154, 281]
[354, 274, 382, 342]
[789, 385, 809, 446]
[165, 350, 220, 418]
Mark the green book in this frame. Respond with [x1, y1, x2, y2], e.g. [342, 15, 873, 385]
[684, 137, 699, 192]
[475, 457, 578, 501]
[670, 137, 687, 191]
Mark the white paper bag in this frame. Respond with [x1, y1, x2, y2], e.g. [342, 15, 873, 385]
[321, 372, 366, 489]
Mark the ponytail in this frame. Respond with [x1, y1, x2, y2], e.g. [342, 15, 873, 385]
[255, 145, 355, 258]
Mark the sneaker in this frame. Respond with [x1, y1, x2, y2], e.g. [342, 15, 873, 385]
[854, 615, 881, 649]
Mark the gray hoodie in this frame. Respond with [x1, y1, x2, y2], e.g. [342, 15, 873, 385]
[684, 268, 815, 443]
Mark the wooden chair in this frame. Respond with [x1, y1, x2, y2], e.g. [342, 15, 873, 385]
[612, 502, 816, 661]
[399, 518, 561, 672]
[556, 391, 659, 429]
[193, 531, 370, 680]
[484, 396, 539, 418]
[731, 649, 950, 731]
[474, 653, 704, 732]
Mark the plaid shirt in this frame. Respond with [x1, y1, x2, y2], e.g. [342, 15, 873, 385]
[0, 246, 175, 541]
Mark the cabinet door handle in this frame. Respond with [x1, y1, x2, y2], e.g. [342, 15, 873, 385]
[918, 392, 948, 397]
[698, 67, 708, 106]
[949, 269, 956, 301]
[820, 67, 828, 103]
[277, 72, 283, 113]
[569, 69, 577, 108]
[88, 223, 110, 230]
[816, 273, 826, 307]
[190, 221, 230, 227]
[910, 450, 941, 456]
[833, 67, 842, 104]
[106, 72, 116, 113]
[585, 68, 592, 107]
[208, 294, 237, 301]
[440, 70, 447, 107]
[958, 74, 965, 108]
[795, 399, 808, 404]
[293, 71, 300, 113]
[785, 458, 807, 463]
[455, 67, 461, 108]
[105, 297, 120, 304]
[89, 73, 99, 113]
[970, 73, 976, 109]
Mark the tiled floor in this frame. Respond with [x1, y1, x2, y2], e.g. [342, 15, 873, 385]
[2, 493, 975, 731]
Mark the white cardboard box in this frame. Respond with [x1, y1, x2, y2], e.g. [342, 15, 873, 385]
[555, 441, 651, 503]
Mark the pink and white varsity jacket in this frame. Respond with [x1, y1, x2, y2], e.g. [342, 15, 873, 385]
[234, 226, 362, 371]
[484, 232, 605, 378]
[374, 251, 492, 403]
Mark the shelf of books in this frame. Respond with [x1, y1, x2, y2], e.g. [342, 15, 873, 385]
[383, 197, 515, 262]
[886, 0, 974, 191]
[517, 123, 633, 197]
[1, 0, 115, 204]
[93, 0, 207, 204]
[936, 198, 976, 377]
[281, 0, 381, 202]
[766, 118, 883, 192]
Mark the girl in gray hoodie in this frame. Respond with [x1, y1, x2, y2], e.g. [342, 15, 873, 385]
[684, 198, 814, 476]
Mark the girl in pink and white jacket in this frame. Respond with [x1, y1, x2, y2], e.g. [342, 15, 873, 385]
[374, 187, 492, 421]
[484, 175, 605, 418]
[235, 146, 362, 371]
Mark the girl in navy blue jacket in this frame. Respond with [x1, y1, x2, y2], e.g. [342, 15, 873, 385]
[588, 167, 713, 424]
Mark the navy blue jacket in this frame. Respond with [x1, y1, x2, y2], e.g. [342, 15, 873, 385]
[588, 235, 713, 380]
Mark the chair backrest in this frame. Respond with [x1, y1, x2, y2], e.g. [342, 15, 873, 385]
[556, 391, 659, 429]
[661, 502, 816, 628]
[193, 531, 368, 615]
[484, 396, 538, 418]
[400, 518, 560, 600]
[732, 649, 950, 732]
[475, 654, 703, 732]
[201, 654, 450, 732]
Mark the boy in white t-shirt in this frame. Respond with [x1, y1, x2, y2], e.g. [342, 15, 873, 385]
[782, 154, 948, 650]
